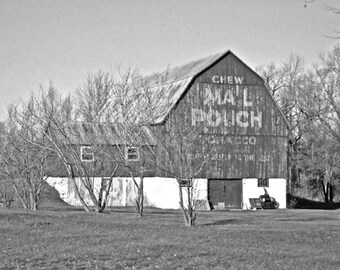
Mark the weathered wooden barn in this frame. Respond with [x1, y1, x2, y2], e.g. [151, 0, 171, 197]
[47, 50, 289, 209]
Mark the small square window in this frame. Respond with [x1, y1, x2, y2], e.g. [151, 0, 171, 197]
[80, 146, 94, 162]
[180, 179, 192, 187]
[126, 147, 139, 161]
[258, 178, 269, 187]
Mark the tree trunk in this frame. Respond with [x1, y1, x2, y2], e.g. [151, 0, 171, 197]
[69, 176, 92, 212]
[322, 181, 330, 203]
[12, 181, 28, 209]
[329, 183, 334, 203]
[98, 178, 105, 208]
[132, 176, 144, 217]
[136, 177, 144, 217]
[100, 165, 119, 213]
[102, 177, 114, 212]
[178, 181, 195, 227]
[80, 176, 101, 212]
[185, 185, 196, 227]
[30, 197, 38, 211]
[29, 190, 38, 211]
[96, 177, 107, 213]
[58, 152, 92, 212]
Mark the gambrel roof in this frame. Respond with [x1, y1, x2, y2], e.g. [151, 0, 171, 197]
[112, 50, 289, 128]
[137, 50, 227, 124]
[53, 121, 157, 146]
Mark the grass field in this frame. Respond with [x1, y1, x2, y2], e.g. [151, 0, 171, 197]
[0, 206, 339, 270]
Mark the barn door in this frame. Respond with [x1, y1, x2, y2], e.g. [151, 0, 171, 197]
[208, 179, 242, 209]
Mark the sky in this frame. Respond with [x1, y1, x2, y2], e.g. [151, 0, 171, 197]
[0, 0, 339, 120]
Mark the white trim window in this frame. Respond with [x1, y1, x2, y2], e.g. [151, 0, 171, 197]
[125, 146, 139, 161]
[80, 146, 94, 162]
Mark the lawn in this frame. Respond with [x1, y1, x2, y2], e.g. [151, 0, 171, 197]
[0, 206, 339, 270]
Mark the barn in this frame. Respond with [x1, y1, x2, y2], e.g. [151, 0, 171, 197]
[47, 50, 289, 210]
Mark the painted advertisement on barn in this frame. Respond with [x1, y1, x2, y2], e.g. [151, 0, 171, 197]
[178, 54, 288, 179]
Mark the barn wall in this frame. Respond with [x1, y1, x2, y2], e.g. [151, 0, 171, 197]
[46, 145, 157, 178]
[170, 53, 288, 179]
[46, 177, 134, 206]
[242, 178, 286, 209]
[46, 177, 208, 209]
[46, 177, 69, 201]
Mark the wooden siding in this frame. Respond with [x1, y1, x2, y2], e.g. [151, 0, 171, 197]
[169, 53, 288, 179]
[46, 145, 157, 178]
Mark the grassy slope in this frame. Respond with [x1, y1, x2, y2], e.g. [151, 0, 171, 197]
[0, 207, 339, 270]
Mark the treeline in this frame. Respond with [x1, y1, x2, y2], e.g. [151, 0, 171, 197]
[256, 45, 340, 203]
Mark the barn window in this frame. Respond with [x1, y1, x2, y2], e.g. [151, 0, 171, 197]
[80, 146, 94, 162]
[258, 178, 269, 187]
[180, 179, 192, 187]
[126, 146, 139, 161]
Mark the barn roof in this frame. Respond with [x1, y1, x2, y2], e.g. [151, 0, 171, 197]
[54, 121, 157, 146]
[127, 50, 230, 124]
[142, 50, 227, 87]
[112, 49, 289, 128]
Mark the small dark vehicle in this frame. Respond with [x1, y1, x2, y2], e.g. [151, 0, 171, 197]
[249, 188, 279, 210]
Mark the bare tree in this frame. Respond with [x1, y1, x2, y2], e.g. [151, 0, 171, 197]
[129, 72, 210, 226]
[80, 69, 150, 216]
[0, 122, 15, 207]
[9, 85, 120, 213]
[0, 103, 51, 210]
[98, 70, 154, 217]
[316, 45, 340, 143]
[148, 120, 209, 227]
[300, 128, 340, 202]
[257, 55, 307, 194]
[101, 68, 211, 224]
[296, 45, 340, 201]
[12, 71, 148, 214]
[89, 121, 151, 217]
[76, 70, 114, 122]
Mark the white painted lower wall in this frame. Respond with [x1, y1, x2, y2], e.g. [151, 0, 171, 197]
[242, 178, 286, 209]
[46, 177, 208, 210]
[46, 177, 286, 210]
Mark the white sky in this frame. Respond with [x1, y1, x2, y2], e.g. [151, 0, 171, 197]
[0, 0, 339, 120]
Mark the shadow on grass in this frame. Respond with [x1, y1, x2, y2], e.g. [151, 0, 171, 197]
[39, 206, 85, 212]
[288, 194, 340, 210]
[109, 206, 181, 216]
[35, 205, 183, 217]
[201, 219, 241, 226]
